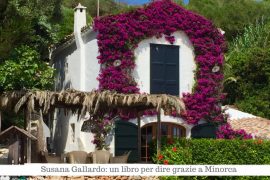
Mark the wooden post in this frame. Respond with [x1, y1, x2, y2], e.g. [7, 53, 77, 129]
[97, 0, 100, 17]
[26, 109, 31, 163]
[14, 134, 19, 164]
[8, 134, 14, 164]
[156, 110, 161, 155]
[8, 134, 19, 164]
[137, 112, 141, 162]
[21, 110, 29, 164]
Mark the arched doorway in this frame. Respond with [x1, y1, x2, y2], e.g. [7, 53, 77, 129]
[115, 120, 138, 163]
[141, 122, 186, 162]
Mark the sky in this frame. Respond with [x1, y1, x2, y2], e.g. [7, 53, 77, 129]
[119, 0, 189, 5]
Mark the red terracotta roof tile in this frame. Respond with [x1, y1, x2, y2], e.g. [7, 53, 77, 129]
[229, 118, 270, 139]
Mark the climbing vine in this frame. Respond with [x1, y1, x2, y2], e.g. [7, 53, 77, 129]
[94, 0, 226, 125]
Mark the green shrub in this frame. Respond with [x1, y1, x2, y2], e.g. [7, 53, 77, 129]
[153, 139, 270, 165]
[224, 21, 270, 119]
[0, 46, 54, 91]
[153, 139, 270, 179]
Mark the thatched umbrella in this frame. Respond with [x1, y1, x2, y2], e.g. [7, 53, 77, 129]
[0, 90, 186, 161]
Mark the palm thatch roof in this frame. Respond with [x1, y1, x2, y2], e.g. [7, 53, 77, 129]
[0, 90, 185, 116]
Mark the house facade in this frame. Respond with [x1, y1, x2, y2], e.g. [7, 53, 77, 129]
[50, 1, 225, 162]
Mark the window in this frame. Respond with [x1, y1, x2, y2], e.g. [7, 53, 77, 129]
[150, 44, 180, 96]
[141, 122, 186, 162]
[70, 123, 75, 143]
[141, 126, 152, 162]
[64, 62, 68, 73]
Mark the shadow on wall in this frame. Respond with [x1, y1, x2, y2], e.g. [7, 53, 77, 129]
[83, 31, 98, 44]
[52, 108, 70, 155]
[54, 43, 77, 91]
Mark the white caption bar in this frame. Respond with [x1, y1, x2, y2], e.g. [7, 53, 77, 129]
[0, 164, 270, 176]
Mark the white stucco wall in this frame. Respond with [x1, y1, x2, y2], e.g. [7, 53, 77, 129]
[76, 31, 101, 154]
[84, 31, 100, 91]
[52, 30, 196, 155]
[133, 31, 196, 96]
[53, 32, 99, 92]
[68, 51, 82, 90]
[52, 30, 101, 155]
[225, 107, 257, 120]
[52, 44, 87, 154]
[53, 47, 81, 91]
[51, 110, 97, 154]
[42, 121, 50, 138]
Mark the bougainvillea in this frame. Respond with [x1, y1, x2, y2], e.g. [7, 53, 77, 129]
[216, 123, 252, 139]
[83, 114, 115, 150]
[94, 0, 226, 124]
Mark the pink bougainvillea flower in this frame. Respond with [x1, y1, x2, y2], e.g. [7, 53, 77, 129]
[94, 0, 226, 124]
[216, 123, 252, 140]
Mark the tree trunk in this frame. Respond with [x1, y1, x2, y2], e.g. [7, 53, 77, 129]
[97, 0, 100, 17]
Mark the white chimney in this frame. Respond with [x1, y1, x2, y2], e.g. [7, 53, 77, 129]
[74, 3, 87, 91]
[74, 3, 87, 33]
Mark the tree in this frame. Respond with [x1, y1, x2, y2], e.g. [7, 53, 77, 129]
[52, 0, 63, 22]
[0, 0, 8, 21]
[0, 46, 54, 91]
[63, 0, 129, 17]
[0, 0, 61, 60]
[0, 46, 55, 130]
[185, 0, 270, 41]
[224, 21, 270, 119]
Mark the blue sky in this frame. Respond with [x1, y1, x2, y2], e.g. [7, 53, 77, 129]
[119, 0, 189, 5]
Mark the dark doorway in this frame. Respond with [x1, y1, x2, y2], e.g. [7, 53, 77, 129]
[191, 123, 217, 138]
[150, 44, 180, 96]
[114, 120, 138, 162]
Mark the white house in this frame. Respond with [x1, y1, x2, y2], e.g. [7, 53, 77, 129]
[50, 1, 225, 162]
